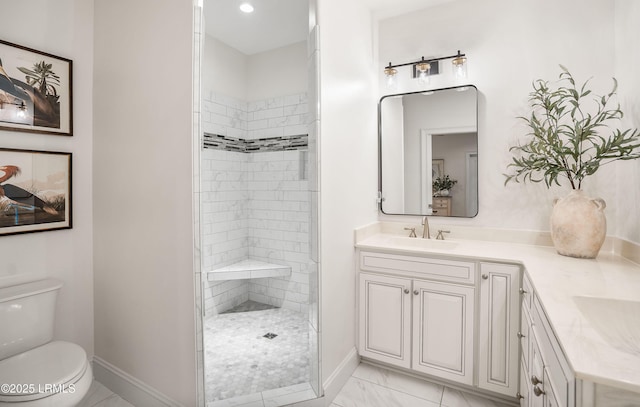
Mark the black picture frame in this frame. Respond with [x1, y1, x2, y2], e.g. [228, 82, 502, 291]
[0, 39, 73, 136]
[0, 148, 72, 236]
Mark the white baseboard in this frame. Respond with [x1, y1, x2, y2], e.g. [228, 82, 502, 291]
[92, 356, 183, 407]
[321, 347, 360, 405]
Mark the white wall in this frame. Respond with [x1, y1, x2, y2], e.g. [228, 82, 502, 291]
[202, 35, 307, 104]
[93, 0, 196, 405]
[614, 0, 640, 244]
[0, 0, 94, 357]
[378, 0, 618, 233]
[317, 0, 379, 385]
[247, 41, 308, 101]
[380, 97, 404, 213]
[202, 36, 247, 102]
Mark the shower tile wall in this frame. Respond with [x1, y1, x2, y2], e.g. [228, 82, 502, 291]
[246, 150, 309, 314]
[201, 92, 310, 315]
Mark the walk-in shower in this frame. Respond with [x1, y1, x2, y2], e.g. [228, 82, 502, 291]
[196, 0, 319, 405]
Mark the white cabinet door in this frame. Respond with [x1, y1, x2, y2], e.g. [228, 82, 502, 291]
[519, 363, 530, 407]
[412, 279, 475, 385]
[358, 273, 412, 368]
[530, 332, 545, 407]
[543, 368, 561, 407]
[478, 263, 521, 397]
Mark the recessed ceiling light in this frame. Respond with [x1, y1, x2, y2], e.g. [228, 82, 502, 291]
[239, 3, 254, 13]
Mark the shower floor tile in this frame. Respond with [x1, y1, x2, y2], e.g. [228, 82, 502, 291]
[204, 306, 310, 402]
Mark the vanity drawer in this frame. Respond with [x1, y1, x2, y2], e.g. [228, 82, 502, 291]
[360, 251, 475, 284]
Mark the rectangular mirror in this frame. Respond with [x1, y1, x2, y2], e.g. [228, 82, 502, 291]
[379, 85, 478, 217]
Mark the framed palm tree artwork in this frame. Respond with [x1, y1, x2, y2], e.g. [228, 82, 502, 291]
[0, 148, 72, 236]
[0, 39, 72, 136]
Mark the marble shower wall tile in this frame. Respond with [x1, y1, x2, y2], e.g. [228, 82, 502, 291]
[201, 94, 311, 315]
[247, 150, 310, 312]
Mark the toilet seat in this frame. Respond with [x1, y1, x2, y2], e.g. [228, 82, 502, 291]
[0, 341, 89, 403]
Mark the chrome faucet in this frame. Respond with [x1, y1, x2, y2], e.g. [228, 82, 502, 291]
[421, 216, 430, 239]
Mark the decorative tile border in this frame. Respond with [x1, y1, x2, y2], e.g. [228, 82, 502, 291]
[203, 133, 308, 153]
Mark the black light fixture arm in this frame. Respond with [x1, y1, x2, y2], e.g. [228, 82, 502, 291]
[0, 100, 26, 110]
[386, 50, 465, 70]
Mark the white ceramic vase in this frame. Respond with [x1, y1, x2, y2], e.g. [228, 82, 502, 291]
[550, 189, 606, 259]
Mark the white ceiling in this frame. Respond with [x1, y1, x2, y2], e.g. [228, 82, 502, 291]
[204, 0, 309, 55]
[367, 0, 455, 19]
[204, 0, 455, 55]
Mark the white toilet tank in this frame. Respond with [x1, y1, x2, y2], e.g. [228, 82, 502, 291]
[0, 279, 63, 361]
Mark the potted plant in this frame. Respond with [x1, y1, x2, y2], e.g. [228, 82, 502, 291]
[433, 174, 457, 196]
[505, 65, 640, 258]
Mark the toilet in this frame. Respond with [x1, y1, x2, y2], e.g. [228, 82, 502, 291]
[0, 279, 92, 406]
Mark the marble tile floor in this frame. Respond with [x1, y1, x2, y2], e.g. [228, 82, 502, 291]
[331, 363, 516, 407]
[75, 362, 514, 407]
[209, 382, 317, 407]
[77, 381, 134, 407]
[204, 305, 310, 403]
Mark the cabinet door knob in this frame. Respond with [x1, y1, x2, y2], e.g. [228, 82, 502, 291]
[482, 274, 489, 280]
[533, 385, 545, 397]
[530, 375, 542, 385]
[516, 392, 524, 400]
[404, 288, 410, 294]
[413, 290, 419, 295]
[517, 332, 526, 338]
[519, 287, 528, 294]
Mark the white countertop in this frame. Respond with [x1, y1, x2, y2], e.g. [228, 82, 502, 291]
[355, 227, 640, 393]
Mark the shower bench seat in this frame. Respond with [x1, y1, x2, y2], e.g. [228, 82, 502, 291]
[206, 259, 291, 281]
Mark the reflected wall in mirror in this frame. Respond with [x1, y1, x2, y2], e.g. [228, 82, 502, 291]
[379, 85, 478, 217]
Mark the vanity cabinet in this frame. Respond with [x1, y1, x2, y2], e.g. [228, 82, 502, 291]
[478, 263, 521, 397]
[357, 250, 520, 396]
[519, 273, 574, 407]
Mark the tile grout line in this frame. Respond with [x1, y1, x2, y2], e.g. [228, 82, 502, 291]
[352, 372, 445, 406]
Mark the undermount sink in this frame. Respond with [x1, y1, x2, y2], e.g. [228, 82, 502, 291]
[573, 296, 640, 355]
[391, 236, 458, 250]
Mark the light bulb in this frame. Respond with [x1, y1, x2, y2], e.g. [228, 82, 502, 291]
[384, 66, 397, 90]
[16, 102, 26, 119]
[452, 53, 467, 80]
[239, 3, 254, 13]
[417, 62, 430, 86]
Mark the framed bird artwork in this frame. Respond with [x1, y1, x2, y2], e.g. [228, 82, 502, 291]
[0, 39, 73, 136]
[0, 148, 71, 235]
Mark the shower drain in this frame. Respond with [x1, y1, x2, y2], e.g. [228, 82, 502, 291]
[263, 332, 278, 339]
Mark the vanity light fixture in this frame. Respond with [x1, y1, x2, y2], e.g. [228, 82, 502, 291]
[0, 100, 27, 119]
[239, 2, 254, 13]
[384, 50, 468, 87]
